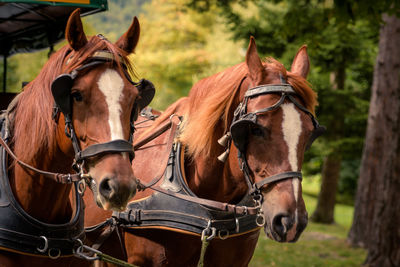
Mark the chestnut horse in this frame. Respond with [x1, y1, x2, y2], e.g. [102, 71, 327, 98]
[0, 9, 146, 267]
[85, 37, 321, 266]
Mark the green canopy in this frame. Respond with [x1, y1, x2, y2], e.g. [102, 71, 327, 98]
[0, 0, 108, 57]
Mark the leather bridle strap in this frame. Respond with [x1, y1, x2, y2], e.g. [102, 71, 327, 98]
[253, 171, 302, 191]
[76, 139, 134, 162]
[0, 136, 81, 184]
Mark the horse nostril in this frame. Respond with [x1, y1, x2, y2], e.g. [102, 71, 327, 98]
[99, 177, 116, 200]
[272, 213, 293, 238]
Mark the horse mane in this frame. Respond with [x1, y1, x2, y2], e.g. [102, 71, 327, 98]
[180, 57, 318, 159]
[136, 97, 189, 142]
[12, 35, 134, 164]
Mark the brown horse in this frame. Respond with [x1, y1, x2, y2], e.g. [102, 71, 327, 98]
[85, 37, 320, 266]
[0, 9, 144, 267]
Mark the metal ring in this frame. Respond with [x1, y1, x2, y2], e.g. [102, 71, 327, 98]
[48, 248, 61, 259]
[256, 214, 266, 227]
[218, 230, 229, 240]
[169, 114, 182, 126]
[37, 236, 48, 253]
[77, 179, 86, 195]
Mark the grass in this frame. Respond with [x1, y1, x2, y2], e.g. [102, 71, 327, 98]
[249, 187, 367, 267]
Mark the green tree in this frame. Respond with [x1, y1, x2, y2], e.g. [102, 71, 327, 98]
[130, 0, 243, 109]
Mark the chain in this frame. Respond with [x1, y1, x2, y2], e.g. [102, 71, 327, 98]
[253, 194, 266, 227]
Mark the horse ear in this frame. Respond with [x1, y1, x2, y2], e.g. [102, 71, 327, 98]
[115, 17, 140, 54]
[245, 36, 264, 85]
[291, 45, 310, 78]
[65, 9, 88, 51]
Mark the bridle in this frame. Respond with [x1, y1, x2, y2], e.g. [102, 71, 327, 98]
[225, 75, 326, 196]
[51, 49, 154, 189]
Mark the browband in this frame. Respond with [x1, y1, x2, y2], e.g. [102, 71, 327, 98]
[244, 84, 296, 98]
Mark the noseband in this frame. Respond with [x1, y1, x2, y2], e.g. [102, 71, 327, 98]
[226, 77, 325, 195]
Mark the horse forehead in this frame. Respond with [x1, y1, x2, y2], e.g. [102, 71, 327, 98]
[97, 68, 125, 97]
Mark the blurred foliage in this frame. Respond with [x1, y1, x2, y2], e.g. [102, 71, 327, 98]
[130, 0, 245, 109]
[2, 20, 98, 93]
[85, 0, 245, 110]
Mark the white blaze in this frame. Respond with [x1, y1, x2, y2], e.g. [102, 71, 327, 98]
[98, 69, 124, 140]
[281, 103, 302, 224]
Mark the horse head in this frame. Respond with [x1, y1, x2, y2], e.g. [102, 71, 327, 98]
[53, 9, 147, 211]
[230, 37, 320, 242]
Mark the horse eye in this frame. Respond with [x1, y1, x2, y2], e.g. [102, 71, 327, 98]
[71, 91, 83, 102]
[250, 126, 264, 137]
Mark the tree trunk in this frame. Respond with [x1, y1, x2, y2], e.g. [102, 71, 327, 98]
[348, 14, 400, 267]
[311, 66, 345, 224]
[311, 153, 341, 223]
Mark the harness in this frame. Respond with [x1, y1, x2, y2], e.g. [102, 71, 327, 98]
[114, 78, 325, 239]
[115, 142, 262, 239]
[0, 116, 84, 258]
[0, 48, 155, 260]
[95, 78, 325, 266]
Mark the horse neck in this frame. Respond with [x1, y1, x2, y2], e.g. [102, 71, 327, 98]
[185, 131, 247, 204]
[11, 121, 74, 224]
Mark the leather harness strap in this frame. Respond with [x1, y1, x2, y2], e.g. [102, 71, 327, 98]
[0, 136, 82, 184]
[133, 120, 173, 151]
[135, 116, 181, 191]
[150, 185, 258, 216]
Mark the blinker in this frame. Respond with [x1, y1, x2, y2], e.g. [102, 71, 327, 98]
[230, 113, 257, 152]
[129, 79, 156, 122]
[51, 73, 76, 116]
[136, 79, 156, 111]
[305, 124, 326, 150]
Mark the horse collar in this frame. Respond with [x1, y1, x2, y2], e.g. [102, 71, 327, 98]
[0, 118, 85, 258]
